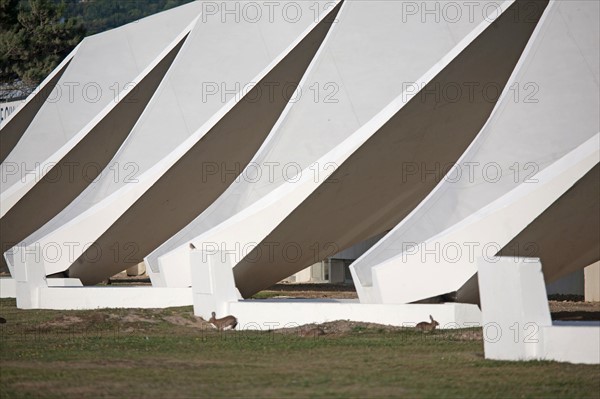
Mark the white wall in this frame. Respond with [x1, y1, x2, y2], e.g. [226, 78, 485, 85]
[0, 100, 23, 128]
[585, 262, 600, 302]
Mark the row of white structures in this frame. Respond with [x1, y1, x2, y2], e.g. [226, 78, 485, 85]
[0, 1, 598, 312]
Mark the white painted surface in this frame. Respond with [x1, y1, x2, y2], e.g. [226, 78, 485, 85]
[191, 251, 240, 320]
[21, 0, 339, 279]
[155, 253, 192, 287]
[287, 265, 312, 283]
[26, 287, 192, 310]
[0, 49, 75, 132]
[478, 257, 551, 361]
[367, 134, 599, 304]
[478, 257, 600, 364]
[46, 278, 83, 287]
[146, 265, 166, 287]
[0, 277, 16, 298]
[13, 242, 46, 309]
[541, 325, 600, 364]
[0, 2, 203, 217]
[584, 262, 600, 302]
[151, 0, 512, 285]
[12, 236, 192, 309]
[352, 0, 600, 297]
[189, 250, 481, 330]
[126, 263, 146, 277]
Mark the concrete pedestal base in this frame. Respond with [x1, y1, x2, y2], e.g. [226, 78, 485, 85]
[478, 257, 599, 364]
[12, 247, 192, 309]
[230, 299, 481, 331]
[191, 250, 481, 330]
[584, 262, 600, 302]
[0, 277, 16, 298]
[17, 286, 192, 310]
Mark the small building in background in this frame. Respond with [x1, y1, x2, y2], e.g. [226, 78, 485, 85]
[280, 234, 385, 285]
[281, 237, 598, 302]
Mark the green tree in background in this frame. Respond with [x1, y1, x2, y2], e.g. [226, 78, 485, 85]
[0, 0, 85, 89]
[0, 0, 19, 27]
[68, 0, 193, 36]
[1, 0, 194, 93]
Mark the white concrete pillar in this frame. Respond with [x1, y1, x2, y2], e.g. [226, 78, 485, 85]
[0, 278, 16, 298]
[478, 257, 550, 361]
[584, 261, 600, 302]
[190, 250, 239, 320]
[478, 256, 599, 364]
[126, 262, 146, 277]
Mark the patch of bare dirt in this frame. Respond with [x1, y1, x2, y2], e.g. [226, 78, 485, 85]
[549, 300, 600, 321]
[162, 315, 212, 329]
[272, 319, 485, 341]
[267, 300, 600, 338]
[120, 314, 159, 324]
[549, 300, 600, 312]
[446, 329, 483, 341]
[274, 320, 404, 337]
[267, 290, 358, 299]
[261, 284, 358, 299]
[39, 315, 83, 328]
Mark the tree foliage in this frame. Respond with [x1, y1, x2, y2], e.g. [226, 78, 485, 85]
[0, 0, 194, 90]
[1, 0, 85, 88]
[64, 0, 193, 36]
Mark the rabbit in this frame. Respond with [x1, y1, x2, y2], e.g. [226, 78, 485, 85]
[209, 311, 237, 331]
[415, 315, 439, 332]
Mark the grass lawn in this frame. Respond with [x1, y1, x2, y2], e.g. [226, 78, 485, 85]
[1, 298, 599, 398]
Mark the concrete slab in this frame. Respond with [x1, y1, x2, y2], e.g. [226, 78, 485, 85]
[18, 286, 192, 310]
[229, 300, 481, 331]
[352, 0, 599, 303]
[0, 277, 16, 298]
[478, 256, 600, 364]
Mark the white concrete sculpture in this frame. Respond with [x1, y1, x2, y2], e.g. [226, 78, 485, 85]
[7, 1, 342, 292]
[4, 0, 597, 330]
[0, 277, 16, 298]
[149, 0, 526, 291]
[362, 135, 598, 304]
[478, 257, 599, 364]
[191, 250, 481, 330]
[0, 54, 73, 161]
[191, 251, 241, 320]
[12, 243, 191, 309]
[227, 0, 548, 298]
[0, 2, 203, 270]
[350, 0, 599, 304]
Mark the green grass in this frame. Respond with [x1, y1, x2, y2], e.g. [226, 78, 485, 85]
[1, 298, 599, 398]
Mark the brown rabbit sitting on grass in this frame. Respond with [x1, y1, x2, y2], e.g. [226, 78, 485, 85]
[209, 312, 238, 331]
[415, 315, 439, 332]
